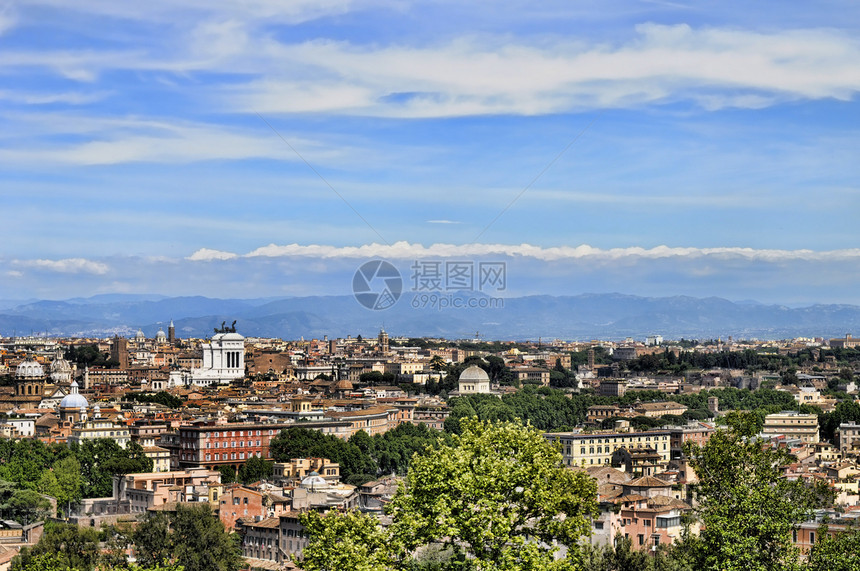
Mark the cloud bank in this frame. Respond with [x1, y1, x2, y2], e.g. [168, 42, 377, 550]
[188, 242, 860, 263]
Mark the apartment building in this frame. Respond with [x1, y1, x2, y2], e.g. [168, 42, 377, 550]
[547, 430, 673, 468]
[762, 411, 820, 444]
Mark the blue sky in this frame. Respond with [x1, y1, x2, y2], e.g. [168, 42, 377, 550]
[1, 0, 860, 305]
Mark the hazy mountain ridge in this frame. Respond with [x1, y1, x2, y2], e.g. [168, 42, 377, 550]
[1, 293, 859, 340]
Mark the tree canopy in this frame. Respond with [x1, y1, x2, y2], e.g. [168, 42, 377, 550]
[685, 412, 833, 571]
[298, 419, 598, 571]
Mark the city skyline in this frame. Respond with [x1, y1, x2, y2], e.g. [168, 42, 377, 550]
[1, 1, 859, 303]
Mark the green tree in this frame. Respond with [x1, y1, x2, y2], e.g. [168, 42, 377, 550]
[237, 455, 274, 485]
[805, 526, 860, 571]
[387, 418, 598, 570]
[12, 521, 100, 571]
[52, 456, 83, 515]
[2, 489, 52, 526]
[218, 465, 237, 484]
[429, 355, 447, 372]
[298, 509, 400, 571]
[271, 427, 375, 483]
[133, 511, 173, 569]
[133, 505, 242, 571]
[171, 504, 243, 571]
[685, 412, 832, 571]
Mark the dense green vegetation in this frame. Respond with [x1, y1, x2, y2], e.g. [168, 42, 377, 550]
[444, 385, 808, 434]
[298, 415, 847, 571]
[12, 504, 240, 571]
[271, 422, 449, 486]
[65, 344, 119, 368]
[299, 419, 598, 571]
[125, 391, 184, 409]
[684, 412, 834, 571]
[0, 438, 152, 520]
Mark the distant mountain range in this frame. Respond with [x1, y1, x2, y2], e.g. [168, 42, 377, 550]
[1, 293, 859, 341]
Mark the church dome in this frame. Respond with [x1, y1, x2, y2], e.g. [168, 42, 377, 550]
[50, 352, 73, 382]
[60, 380, 88, 410]
[16, 359, 44, 379]
[299, 473, 329, 490]
[135, 329, 146, 340]
[459, 365, 490, 383]
[156, 328, 167, 342]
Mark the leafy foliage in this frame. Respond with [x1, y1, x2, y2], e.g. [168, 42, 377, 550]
[126, 391, 184, 409]
[299, 419, 598, 571]
[133, 504, 242, 571]
[237, 455, 274, 484]
[12, 521, 100, 571]
[271, 423, 445, 485]
[387, 419, 598, 570]
[0, 438, 151, 504]
[805, 526, 860, 571]
[299, 509, 400, 571]
[685, 412, 833, 571]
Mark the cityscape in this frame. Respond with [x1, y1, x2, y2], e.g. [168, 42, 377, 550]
[3, 0, 860, 569]
[1, 327, 860, 569]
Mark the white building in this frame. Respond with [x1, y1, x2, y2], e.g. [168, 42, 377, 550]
[190, 331, 245, 386]
[458, 365, 491, 394]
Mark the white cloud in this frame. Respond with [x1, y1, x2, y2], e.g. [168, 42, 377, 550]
[427, 220, 460, 224]
[187, 248, 239, 261]
[13, 257, 109, 274]
[231, 241, 860, 263]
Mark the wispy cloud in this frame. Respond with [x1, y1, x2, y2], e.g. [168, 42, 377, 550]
[0, 89, 111, 105]
[3, 20, 859, 116]
[0, 114, 359, 165]
[427, 220, 460, 224]
[231, 24, 860, 117]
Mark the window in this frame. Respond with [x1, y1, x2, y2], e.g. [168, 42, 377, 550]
[244, 497, 249, 504]
[810, 531, 816, 544]
[233, 497, 240, 505]
[638, 534, 645, 546]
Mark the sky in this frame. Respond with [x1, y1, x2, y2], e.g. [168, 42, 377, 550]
[1, 0, 860, 305]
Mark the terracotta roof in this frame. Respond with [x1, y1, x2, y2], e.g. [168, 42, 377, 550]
[241, 517, 280, 529]
[586, 466, 632, 484]
[626, 475, 672, 488]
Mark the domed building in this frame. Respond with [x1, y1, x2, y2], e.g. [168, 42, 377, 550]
[156, 328, 167, 344]
[11, 357, 48, 405]
[458, 365, 491, 394]
[59, 380, 89, 423]
[16, 358, 44, 379]
[299, 471, 329, 491]
[50, 349, 73, 383]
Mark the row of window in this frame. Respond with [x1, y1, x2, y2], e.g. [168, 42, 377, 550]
[207, 440, 261, 449]
[204, 451, 263, 461]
